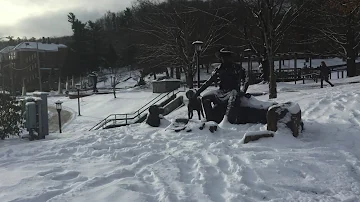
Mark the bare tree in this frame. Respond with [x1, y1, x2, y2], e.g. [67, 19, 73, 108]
[312, 0, 360, 77]
[239, 0, 311, 98]
[132, 0, 231, 88]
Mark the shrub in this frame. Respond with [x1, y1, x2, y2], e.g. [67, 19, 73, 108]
[0, 94, 24, 139]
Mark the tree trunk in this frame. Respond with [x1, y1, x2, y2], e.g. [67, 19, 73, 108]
[153, 73, 156, 80]
[176, 67, 181, 79]
[186, 72, 193, 89]
[346, 16, 357, 77]
[265, 5, 277, 99]
[165, 68, 170, 77]
[347, 54, 356, 77]
[268, 50, 277, 99]
[170, 67, 174, 78]
[346, 36, 357, 77]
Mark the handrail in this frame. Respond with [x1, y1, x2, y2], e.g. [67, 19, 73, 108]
[100, 90, 182, 129]
[91, 91, 179, 130]
[89, 88, 183, 131]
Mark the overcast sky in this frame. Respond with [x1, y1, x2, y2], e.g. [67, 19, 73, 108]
[0, 0, 133, 39]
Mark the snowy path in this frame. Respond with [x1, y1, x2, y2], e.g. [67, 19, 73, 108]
[48, 107, 73, 133]
[1, 78, 360, 201]
[47, 90, 158, 132]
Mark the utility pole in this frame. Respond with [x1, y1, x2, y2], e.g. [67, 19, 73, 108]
[0, 63, 3, 93]
[0, 55, 3, 93]
[36, 41, 42, 91]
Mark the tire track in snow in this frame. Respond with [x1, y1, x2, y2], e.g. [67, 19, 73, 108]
[339, 150, 360, 196]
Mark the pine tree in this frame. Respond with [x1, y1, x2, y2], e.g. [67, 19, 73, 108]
[0, 94, 23, 139]
[104, 44, 118, 68]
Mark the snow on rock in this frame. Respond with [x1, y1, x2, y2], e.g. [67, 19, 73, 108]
[267, 102, 303, 137]
[240, 131, 275, 144]
[241, 95, 276, 109]
[287, 102, 301, 114]
[268, 102, 301, 115]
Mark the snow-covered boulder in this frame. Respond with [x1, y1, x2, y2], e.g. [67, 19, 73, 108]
[267, 102, 303, 137]
[241, 131, 275, 144]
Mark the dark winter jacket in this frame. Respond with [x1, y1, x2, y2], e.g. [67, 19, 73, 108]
[318, 65, 331, 78]
[216, 63, 247, 90]
[195, 62, 249, 97]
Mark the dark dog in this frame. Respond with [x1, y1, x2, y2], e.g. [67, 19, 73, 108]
[185, 89, 204, 120]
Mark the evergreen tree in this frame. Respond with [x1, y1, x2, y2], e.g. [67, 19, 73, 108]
[87, 20, 104, 71]
[104, 44, 118, 68]
[66, 12, 89, 76]
[0, 94, 23, 139]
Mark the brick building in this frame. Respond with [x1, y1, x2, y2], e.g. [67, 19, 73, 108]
[0, 46, 14, 93]
[0, 40, 67, 93]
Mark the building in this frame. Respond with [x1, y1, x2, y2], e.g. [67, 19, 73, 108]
[1, 40, 68, 93]
[0, 46, 14, 93]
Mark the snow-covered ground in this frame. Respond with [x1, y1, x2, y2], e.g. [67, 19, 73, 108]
[2, 71, 360, 201]
[47, 89, 158, 132]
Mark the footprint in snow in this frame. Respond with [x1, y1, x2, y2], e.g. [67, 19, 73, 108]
[37, 167, 64, 176]
[51, 171, 81, 181]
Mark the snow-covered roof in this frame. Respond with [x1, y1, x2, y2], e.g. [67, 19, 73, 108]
[0, 46, 15, 53]
[12, 42, 67, 52]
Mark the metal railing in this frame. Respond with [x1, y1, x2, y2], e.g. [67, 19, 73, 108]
[89, 88, 184, 131]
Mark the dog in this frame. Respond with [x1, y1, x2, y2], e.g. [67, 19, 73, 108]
[185, 89, 204, 120]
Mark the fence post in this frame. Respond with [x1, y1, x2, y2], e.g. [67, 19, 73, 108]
[337, 71, 340, 79]
[279, 57, 282, 72]
[303, 77, 305, 84]
[126, 114, 127, 125]
[342, 71, 344, 78]
[114, 115, 116, 125]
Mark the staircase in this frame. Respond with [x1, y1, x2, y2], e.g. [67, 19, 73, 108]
[89, 88, 185, 131]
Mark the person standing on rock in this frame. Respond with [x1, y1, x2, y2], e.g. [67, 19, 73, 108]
[193, 48, 249, 125]
[318, 61, 334, 88]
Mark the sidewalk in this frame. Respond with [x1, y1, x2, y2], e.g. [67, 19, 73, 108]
[48, 107, 73, 133]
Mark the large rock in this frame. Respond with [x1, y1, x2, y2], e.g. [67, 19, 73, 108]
[267, 102, 303, 137]
[211, 94, 276, 124]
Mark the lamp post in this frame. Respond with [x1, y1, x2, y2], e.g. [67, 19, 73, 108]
[0, 53, 3, 93]
[244, 48, 252, 83]
[192, 41, 203, 88]
[75, 84, 81, 116]
[55, 100, 63, 133]
[36, 41, 42, 91]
